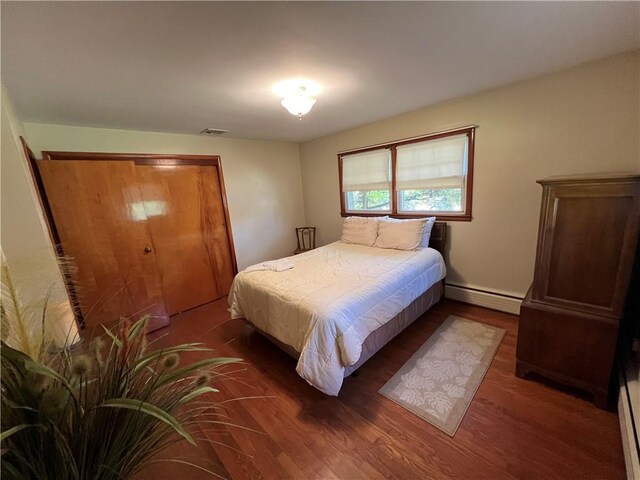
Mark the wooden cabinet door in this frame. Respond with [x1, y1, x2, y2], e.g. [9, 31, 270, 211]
[38, 160, 169, 331]
[136, 164, 235, 315]
[531, 180, 640, 318]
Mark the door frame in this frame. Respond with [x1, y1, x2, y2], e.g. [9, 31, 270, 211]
[20, 138, 88, 328]
[26, 145, 238, 328]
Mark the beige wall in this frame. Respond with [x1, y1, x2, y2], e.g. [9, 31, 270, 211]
[1, 86, 78, 346]
[9, 52, 640, 306]
[23, 124, 305, 270]
[299, 52, 640, 298]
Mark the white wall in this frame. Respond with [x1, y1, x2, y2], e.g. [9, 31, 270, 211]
[23, 124, 305, 270]
[1, 86, 78, 346]
[299, 52, 640, 299]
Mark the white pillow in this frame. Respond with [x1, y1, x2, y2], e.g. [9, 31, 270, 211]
[420, 217, 437, 248]
[374, 218, 428, 251]
[341, 216, 383, 246]
[372, 217, 436, 248]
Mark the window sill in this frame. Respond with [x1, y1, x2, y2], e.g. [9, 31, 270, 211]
[342, 211, 392, 216]
[340, 212, 472, 222]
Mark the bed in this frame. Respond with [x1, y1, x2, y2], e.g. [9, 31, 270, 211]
[228, 222, 447, 395]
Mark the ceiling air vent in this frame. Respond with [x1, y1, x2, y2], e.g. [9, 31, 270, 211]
[199, 128, 229, 136]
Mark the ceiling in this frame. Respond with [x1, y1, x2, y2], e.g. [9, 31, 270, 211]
[2, 2, 638, 143]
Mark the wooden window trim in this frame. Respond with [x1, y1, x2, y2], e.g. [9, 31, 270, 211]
[338, 126, 476, 221]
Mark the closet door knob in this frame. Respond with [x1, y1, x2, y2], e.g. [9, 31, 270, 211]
[143, 246, 152, 254]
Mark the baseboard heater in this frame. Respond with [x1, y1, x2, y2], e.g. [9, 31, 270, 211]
[619, 353, 640, 480]
[444, 283, 523, 315]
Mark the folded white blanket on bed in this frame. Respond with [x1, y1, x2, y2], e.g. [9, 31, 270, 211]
[229, 242, 446, 396]
[243, 258, 293, 273]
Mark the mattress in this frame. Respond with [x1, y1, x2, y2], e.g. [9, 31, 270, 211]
[228, 241, 446, 395]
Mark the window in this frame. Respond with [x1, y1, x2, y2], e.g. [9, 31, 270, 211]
[340, 148, 392, 214]
[396, 133, 468, 214]
[338, 126, 475, 220]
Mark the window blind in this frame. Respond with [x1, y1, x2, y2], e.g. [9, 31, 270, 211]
[341, 149, 391, 192]
[396, 134, 468, 190]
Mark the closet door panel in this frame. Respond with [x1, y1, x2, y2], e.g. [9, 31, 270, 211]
[136, 165, 234, 315]
[37, 160, 169, 331]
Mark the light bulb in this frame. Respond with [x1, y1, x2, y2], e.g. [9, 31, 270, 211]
[281, 92, 317, 117]
[273, 79, 322, 118]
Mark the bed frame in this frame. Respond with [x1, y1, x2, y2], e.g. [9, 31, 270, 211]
[244, 221, 447, 380]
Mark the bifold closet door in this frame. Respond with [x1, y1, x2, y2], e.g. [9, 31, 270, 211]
[37, 160, 170, 331]
[136, 164, 235, 315]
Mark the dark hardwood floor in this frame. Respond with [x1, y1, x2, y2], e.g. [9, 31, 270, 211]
[140, 298, 625, 480]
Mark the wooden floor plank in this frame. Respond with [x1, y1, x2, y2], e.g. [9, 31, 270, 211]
[139, 298, 625, 480]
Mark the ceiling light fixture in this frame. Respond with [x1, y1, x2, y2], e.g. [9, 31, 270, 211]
[281, 87, 316, 118]
[273, 79, 322, 119]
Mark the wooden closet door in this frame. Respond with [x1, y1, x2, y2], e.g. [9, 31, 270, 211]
[136, 164, 235, 315]
[38, 160, 169, 331]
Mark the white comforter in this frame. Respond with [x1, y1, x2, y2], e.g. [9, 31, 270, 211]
[228, 241, 446, 395]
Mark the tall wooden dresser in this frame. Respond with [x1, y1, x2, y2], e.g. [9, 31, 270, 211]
[516, 173, 640, 408]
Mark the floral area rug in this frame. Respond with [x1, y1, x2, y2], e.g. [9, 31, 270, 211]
[379, 315, 505, 436]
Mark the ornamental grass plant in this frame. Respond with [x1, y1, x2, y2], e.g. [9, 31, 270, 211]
[1, 313, 242, 479]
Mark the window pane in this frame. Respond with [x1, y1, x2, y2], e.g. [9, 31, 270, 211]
[346, 190, 390, 211]
[399, 188, 462, 212]
[346, 191, 364, 210]
[365, 190, 390, 210]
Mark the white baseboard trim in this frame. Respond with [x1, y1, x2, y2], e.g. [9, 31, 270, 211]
[444, 284, 522, 315]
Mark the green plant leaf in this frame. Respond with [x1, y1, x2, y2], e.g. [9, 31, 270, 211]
[1, 424, 37, 442]
[157, 357, 242, 387]
[0, 340, 31, 368]
[178, 386, 219, 405]
[98, 398, 196, 445]
[132, 344, 212, 373]
[9, 404, 39, 413]
[128, 315, 149, 339]
[24, 359, 74, 392]
[101, 324, 122, 348]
